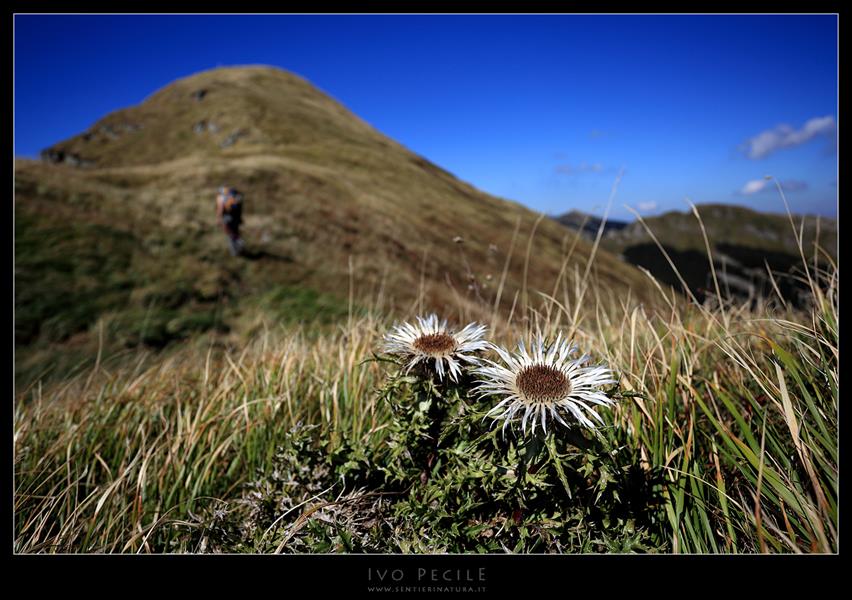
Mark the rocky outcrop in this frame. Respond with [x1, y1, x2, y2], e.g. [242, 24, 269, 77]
[80, 122, 142, 143]
[193, 119, 219, 134]
[220, 129, 248, 148]
[40, 148, 92, 167]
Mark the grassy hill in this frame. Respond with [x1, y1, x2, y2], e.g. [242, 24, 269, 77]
[15, 66, 660, 390]
[604, 203, 836, 257]
[553, 204, 836, 307]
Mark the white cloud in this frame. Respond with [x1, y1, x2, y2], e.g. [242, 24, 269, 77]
[739, 178, 808, 195]
[637, 201, 657, 212]
[740, 179, 768, 195]
[555, 162, 605, 175]
[742, 116, 836, 159]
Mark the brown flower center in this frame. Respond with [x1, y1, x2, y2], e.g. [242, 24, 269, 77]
[413, 333, 457, 356]
[515, 364, 571, 403]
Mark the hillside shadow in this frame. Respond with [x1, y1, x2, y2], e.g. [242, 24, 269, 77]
[621, 244, 714, 301]
[621, 242, 812, 308]
[240, 248, 294, 263]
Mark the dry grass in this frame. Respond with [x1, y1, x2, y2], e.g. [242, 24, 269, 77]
[14, 200, 837, 553]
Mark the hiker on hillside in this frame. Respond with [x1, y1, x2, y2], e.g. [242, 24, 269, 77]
[216, 186, 245, 256]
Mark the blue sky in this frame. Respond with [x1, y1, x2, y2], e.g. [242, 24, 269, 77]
[14, 14, 838, 219]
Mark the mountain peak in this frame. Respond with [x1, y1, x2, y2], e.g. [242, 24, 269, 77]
[40, 65, 379, 169]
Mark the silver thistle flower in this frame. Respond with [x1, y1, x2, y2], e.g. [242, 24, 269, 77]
[383, 314, 488, 382]
[473, 334, 617, 435]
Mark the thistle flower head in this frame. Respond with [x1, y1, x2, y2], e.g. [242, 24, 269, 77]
[473, 334, 617, 435]
[383, 314, 488, 382]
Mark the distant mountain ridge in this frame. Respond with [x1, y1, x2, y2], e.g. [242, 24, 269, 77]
[552, 210, 629, 239]
[552, 205, 836, 306]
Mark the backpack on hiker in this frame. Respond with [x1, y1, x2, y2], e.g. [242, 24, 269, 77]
[219, 186, 243, 224]
[217, 186, 246, 256]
